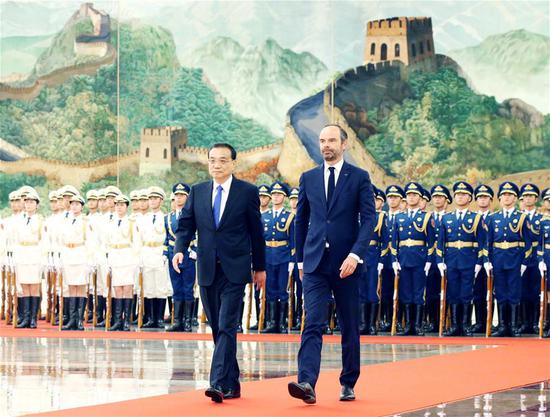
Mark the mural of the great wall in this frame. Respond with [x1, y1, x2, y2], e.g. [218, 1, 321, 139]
[1, 1, 549, 208]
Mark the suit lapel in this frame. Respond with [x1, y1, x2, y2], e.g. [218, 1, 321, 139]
[314, 165, 327, 209]
[328, 162, 351, 212]
[202, 181, 216, 229]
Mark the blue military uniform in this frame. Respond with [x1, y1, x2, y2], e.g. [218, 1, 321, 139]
[471, 184, 494, 333]
[359, 187, 389, 335]
[391, 182, 436, 336]
[164, 183, 196, 332]
[424, 184, 452, 333]
[519, 183, 543, 334]
[436, 181, 486, 336]
[485, 182, 534, 337]
[261, 181, 295, 334]
[538, 188, 550, 337]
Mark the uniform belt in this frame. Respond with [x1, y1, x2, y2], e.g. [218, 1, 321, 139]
[143, 242, 163, 247]
[544, 244, 550, 250]
[266, 240, 288, 248]
[369, 240, 378, 246]
[493, 241, 525, 249]
[399, 239, 425, 247]
[445, 241, 478, 249]
[110, 244, 131, 249]
[65, 243, 84, 248]
[19, 242, 39, 246]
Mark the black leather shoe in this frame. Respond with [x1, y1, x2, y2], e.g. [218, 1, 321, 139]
[340, 385, 355, 401]
[205, 386, 224, 403]
[288, 381, 316, 404]
[223, 387, 241, 399]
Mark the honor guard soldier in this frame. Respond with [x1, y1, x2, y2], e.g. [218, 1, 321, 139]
[261, 181, 294, 334]
[379, 185, 404, 331]
[13, 190, 44, 329]
[391, 182, 435, 336]
[137, 186, 172, 329]
[288, 186, 303, 330]
[420, 187, 431, 211]
[359, 187, 389, 335]
[436, 182, 486, 336]
[471, 184, 494, 333]
[519, 183, 542, 334]
[85, 190, 102, 323]
[105, 194, 138, 331]
[537, 188, 550, 337]
[165, 183, 196, 332]
[424, 184, 452, 333]
[484, 182, 534, 337]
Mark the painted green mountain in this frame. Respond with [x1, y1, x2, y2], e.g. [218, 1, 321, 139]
[448, 29, 550, 113]
[0, 34, 53, 77]
[182, 36, 329, 135]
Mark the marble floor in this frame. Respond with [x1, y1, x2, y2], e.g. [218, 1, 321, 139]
[0, 335, 481, 417]
[400, 381, 549, 417]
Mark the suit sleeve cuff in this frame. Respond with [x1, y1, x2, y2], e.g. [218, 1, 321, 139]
[349, 253, 363, 264]
[297, 262, 304, 270]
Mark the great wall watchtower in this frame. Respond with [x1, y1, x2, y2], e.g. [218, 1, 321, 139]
[139, 126, 187, 175]
[364, 17, 435, 70]
[73, 3, 111, 57]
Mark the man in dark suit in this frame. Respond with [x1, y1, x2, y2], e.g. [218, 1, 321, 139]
[288, 125, 376, 404]
[172, 143, 266, 403]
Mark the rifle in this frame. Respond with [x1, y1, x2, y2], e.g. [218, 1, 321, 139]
[391, 270, 400, 336]
[6, 258, 13, 325]
[539, 270, 547, 338]
[245, 282, 253, 331]
[288, 270, 294, 333]
[92, 268, 98, 327]
[106, 268, 112, 331]
[12, 256, 18, 329]
[486, 269, 494, 338]
[51, 266, 58, 325]
[376, 270, 383, 326]
[137, 267, 144, 328]
[1, 265, 5, 321]
[58, 269, 64, 331]
[258, 287, 266, 332]
[439, 270, 447, 337]
[46, 261, 52, 323]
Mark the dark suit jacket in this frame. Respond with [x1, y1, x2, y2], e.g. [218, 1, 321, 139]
[175, 177, 266, 286]
[295, 161, 376, 274]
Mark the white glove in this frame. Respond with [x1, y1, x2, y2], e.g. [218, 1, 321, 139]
[540, 261, 547, 276]
[484, 262, 493, 274]
[437, 263, 446, 277]
[392, 261, 401, 274]
[424, 262, 431, 276]
[377, 263, 384, 274]
[288, 262, 295, 273]
[162, 255, 168, 266]
[474, 264, 482, 278]
[520, 265, 527, 276]
[188, 250, 197, 260]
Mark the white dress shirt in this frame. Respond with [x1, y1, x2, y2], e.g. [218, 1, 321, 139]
[525, 209, 536, 220]
[455, 209, 467, 220]
[324, 158, 345, 198]
[211, 175, 233, 220]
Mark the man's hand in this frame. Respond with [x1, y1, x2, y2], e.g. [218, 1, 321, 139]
[424, 262, 432, 276]
[172, 252, 184, 273]
[253, 270, 266, 290]
[520, 264, 527, 277]
[340, 256, 358, 279]
[539, 261, 547, 277]
[377, 263, 384, 274]
[437, 263, 446, 277]
[392, 261, 401, 275]
[484, 262, 493, 275]
[299, 269, 304, 281]
[474, 264, 482, 278]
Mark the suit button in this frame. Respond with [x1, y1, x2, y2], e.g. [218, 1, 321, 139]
[327, 220, 331, 224]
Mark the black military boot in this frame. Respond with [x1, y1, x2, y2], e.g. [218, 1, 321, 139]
[397, 304, 413, 336]
[378, 301, 391, 332]
[16, 297, 31, 329]
[122, 298, 132, 331]
[396, 302, 405, 333]
[183, 300, 194, 332]
[510, 304, 522, 337]
[462, 304, 473, 336]
[166, 301, 185, 332]
[142, 298, 156, 328]
[157, 298, 167, 329]
[292, 299, 303, 331]
[369, 303, 378, 335]
[62, 299, 70, 326]
[62, 298, 78, 330]
[471, 302, 486, 333]
[444, 304, 460, 337]
[109, 299, 124, 331]
[29, 296, 40, 329]
[130, 294, 138, 325]
[192, 297, 200, 326]
[422, 301, 435, 333]
[414, 304, 425, 336]
[166, 296, 173, 323]
[262, 302, 280, 333]
[492, 303, 508, 337]
[358, 303, 368, 335]
[323, 302, 335, 335]
[95, 296, 105, 327]
[279, 301, 289, 333]
[85, 294, 92, 323]
[76, 297, 86, 331]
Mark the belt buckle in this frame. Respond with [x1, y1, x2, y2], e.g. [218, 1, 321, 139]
[503, 241, 510, 249]
[457, 241, 464, 250]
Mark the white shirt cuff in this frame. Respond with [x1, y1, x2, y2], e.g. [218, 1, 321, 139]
[349, 253, 363, 264]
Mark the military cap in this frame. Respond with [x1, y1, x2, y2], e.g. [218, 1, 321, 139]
[270, 181, 289, 196]
[70, 194, 85, 205]
[474, 184, 494, 199]
[453, 181, 474, 196]
[542, 188, 550, 201]
[8, 191, 21, 201]
[18, 185, 38, 198]
[289, 187, 299, 199]
[97, 188, 107, 200]
[138, 189, 149, 200]
[519, 183, 540, 199]
[86, 190, 99, 201]
[375, 188, 386, 202]
[48, 190, 60, 201]
[148, 186, 166, 199]
[431, 184, 452, 204]
[258, 184, 271, 197]
[24, 190, 40, 203]
[421, 187, 431, 202]
[114, 194, 130, 204]
[404, 182, 423, 196]
[386, 185, 405, 198]
[104, 185, 121, 197]
[498, 182, 519, 197]
[60, 185, 79, 197]
[129, 190, 139, 201]
[173, 182, 190, 195]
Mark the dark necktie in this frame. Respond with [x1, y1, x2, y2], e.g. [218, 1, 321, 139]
[72, 218, 76, 225]
[117, 219, 121, 227]
[27, 217, 31, 225]
[327, 167, 335, 207]
[213, 185, 223, 228]
[152, 214, 156, 224]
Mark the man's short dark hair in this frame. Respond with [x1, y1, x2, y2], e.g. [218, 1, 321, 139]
[209, 143, 237, 160]
[323, 124, 348, 142]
